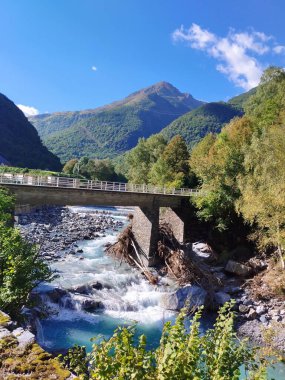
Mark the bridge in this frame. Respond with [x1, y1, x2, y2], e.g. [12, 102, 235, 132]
[0, 173, 200, 266]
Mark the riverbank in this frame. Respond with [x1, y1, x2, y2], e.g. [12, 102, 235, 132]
[16, 206, 285, 357]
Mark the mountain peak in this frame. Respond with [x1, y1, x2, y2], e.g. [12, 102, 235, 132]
[129, 81, 184, 98]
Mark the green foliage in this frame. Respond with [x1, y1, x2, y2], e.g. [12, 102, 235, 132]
[228, 88, 257, 111]
[122, 134, 193, 188]
[30, 82, 203, 162]
[0, 223, 55, 318]
[149, 135, 191, 188]
[190, 66, 285, 266]
[62, 302, 268, 379]
[161, 102, 243, 150]
[0, 189, 55, 318]
[190, 117, 254, 230]
[63, 156, 126, 182]
[126, 134, 167, 184]
[0, 187, 15, 227]
[236, 124, 285, 269]
[58, 345, 89, 379]
[0, 92, 61, 170]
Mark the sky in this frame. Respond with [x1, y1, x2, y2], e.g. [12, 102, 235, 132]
[1, 0, 285, 115]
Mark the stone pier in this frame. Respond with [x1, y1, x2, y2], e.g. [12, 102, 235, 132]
[132, 200, 192, 267]
[132, 207, 160, 267]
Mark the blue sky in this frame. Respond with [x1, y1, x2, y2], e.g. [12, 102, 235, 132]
[1, 0, 285, 115]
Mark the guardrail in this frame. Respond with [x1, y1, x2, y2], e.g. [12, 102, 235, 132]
[0, 173, 201, 197]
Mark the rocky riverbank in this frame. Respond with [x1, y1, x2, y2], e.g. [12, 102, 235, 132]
[16, 206, 125, 262]
[15, 206, 285, 355]
[0, 310, 73, 379]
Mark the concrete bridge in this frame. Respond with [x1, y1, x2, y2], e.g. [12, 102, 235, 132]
[0, 173, 200, 266]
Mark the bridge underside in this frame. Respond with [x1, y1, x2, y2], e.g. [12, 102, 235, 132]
[6, 184, 192, 267]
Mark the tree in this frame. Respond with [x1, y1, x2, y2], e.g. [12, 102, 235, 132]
[126, 134, 167, 184]
[245, 66, 285, 131]
[63, 159, 78, 175]
[190, 117, 253, 230]
[0, 187, 15, 227]
[236, 124, 285, 269]
[149, 135, 191, 188]
[0, 189, 55, 318]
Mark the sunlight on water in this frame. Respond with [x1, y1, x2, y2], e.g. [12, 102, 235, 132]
[35, 206, 285, 378]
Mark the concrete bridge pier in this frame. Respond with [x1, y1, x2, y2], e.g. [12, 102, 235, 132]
[132, 206, 160, 267]
[161, 202, 192, 244]
[132, 200, 192, 267]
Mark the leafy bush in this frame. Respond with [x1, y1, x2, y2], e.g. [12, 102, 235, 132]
[0, 188, 55, 318]
[61, 302, 268, 379]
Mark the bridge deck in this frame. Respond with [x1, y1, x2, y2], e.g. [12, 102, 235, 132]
[0, 173, 199, 197]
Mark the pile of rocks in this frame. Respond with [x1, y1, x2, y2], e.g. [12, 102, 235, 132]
[0, 310, 74, 379]
[16, 206, 124, 261]
[0, 310, 35, 350]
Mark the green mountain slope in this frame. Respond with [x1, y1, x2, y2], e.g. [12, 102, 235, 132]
[161, 102, 243, 149]
[30, 82, 204, 162]
[0, 93, 61, 170]
[227, 87, 257, 111]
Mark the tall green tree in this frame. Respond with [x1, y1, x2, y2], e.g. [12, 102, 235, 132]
[190, 117, 253, 230]
[149, 135, 191, 188]
[0, 189, 55, 318]
[236, 124, 285, 269]
[0, 188, 15, 227]
[126, 134, 167, 184]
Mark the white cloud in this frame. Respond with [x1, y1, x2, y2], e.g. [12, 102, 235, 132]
[91, 66, 97, 71]
[172, 24, 283, 90]
[17, 104, 39, 117]
[273, 45, 285, 54]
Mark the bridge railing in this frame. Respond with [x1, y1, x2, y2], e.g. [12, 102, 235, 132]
[0, 173, 201, 196]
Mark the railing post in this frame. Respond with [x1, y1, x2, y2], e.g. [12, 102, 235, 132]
[56, 177, 59, 187]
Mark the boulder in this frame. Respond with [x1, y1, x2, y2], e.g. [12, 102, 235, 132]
[225, 260, 252, 277]
[161, 285, 207, 311]
[247, 308, 258, 320]
[214, 291, 231, 306]
[239, 304, 249, 313]
[0, 328, 11, 339]
[69, 284, 88, 294]
[46, 287, 68, 303]
[256, 305, 267, 315]
[81, 299, 103, 311]
[91, 281, 103, 290]
[12, 327, 35, 348]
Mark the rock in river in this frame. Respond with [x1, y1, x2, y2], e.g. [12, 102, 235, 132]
[161, 285, 207, 311]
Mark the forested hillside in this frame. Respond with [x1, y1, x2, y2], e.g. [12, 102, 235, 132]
[0, 93, 61, 170]
[161, 102, 243, 149]
[29, 82, 203, 162]
[190, 67, 285, 275]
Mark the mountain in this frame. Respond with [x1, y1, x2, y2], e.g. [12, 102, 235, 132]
[160, 102, 243, 149]
[0, 93, 61, 170]
[227, 87, 257, 111]
[29, 82, 204, 162]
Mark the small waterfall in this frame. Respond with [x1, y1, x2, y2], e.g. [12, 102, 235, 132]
[35, 317, 45, 346]
[34, 206, 177, 352]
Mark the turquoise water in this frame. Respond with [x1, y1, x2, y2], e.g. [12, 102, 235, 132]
[36, 206, 285, 379]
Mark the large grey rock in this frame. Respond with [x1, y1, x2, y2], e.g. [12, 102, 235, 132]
[161, 285, 207, 311]
[225, 260, 252, 277]
[239, 304, 249, 313]
[46, 287, 68, 303]
[12, 327, 35, 348]
[256, 305, 266, 315]
[0, 328, 11, 339]
[214, 291, 231, 306]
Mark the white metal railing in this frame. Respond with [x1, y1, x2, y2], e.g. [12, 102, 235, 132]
[0, 173, 201, 197]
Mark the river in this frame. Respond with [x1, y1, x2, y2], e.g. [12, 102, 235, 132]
[33, 206, 284, 379]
